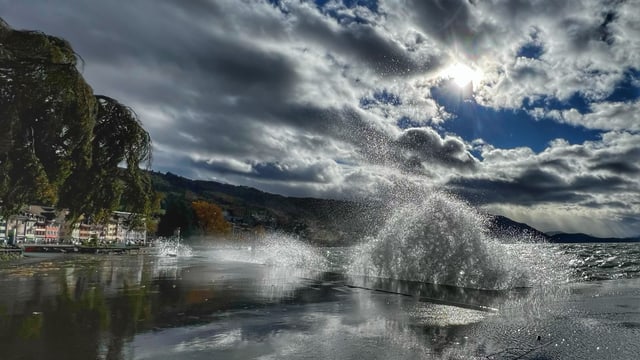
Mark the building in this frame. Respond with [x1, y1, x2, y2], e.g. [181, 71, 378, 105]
[112, 211, 147, 244]
[0, 217, 6, 244]
[4, 212, 40, 244]
[2, 205, 146, 245]
[104, 222, 118, 243]
[34, 218, 46, 242]
[45, 222, 61, 243]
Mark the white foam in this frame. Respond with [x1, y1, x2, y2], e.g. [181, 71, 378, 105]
[347, 190, 570, 290]
[156, 237, 193, 258]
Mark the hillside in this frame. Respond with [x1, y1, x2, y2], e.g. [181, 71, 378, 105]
[486, 215, 550, 242]
[548, 233, 640, 243]
[150, 171, 385, 245]
[150, 171, 637, 244]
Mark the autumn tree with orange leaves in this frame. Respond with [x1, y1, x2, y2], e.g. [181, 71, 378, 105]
[191, 200, 231, 236]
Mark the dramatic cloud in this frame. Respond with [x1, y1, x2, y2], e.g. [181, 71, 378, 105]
[1, 0, 639, 236]
[448, 133, 640, 236]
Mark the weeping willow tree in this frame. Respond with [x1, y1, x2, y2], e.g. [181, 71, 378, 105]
[0, 19, 154, 225]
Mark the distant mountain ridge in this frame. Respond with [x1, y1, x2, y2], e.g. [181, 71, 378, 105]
[485, 215, 549, 241]
[483, 215, 639, 243]
[150, 171, 638, 244]
[547, 232, 640, 243]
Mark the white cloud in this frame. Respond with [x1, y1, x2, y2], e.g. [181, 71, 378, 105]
[2, 0, 639, 236]
[449, 131, 640, 236]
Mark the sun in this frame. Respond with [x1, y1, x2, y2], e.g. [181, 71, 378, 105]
[441, 63, 482, 88]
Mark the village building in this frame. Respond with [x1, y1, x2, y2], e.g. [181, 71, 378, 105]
[2, 205, 146, 245]
[0, 217, 6, 244]
[45, 222, 60, 243]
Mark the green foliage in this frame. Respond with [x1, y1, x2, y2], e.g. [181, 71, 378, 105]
[157, 196, 196, 238]
[0, 19, 154, 223]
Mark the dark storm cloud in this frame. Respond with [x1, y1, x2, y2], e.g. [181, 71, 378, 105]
[187, 158, 250, 177]
[193, 43, 298, 95]
[395, 128, 476, 171]
[407, 0, 476, 44]
[316, 108, 478, 174]
[253, 162, 335, 183]
[190, 158, 335, 184]
[0, 1, 530, 190]
[586, 146, 640, 175]
[581, 200, 628, 209]
[539, 159, 572, 172]
[447, 167, 634, 206]
[589, 161, 640, 175]
[550, 146, 593, 159]
[517, 168, 565, 189]
[294, 11, 437, 76]
[160, 0, 223, 18]
[446, 177, 588, 206]
[153, 98, 480, 184]
[571, 173, 630, 192]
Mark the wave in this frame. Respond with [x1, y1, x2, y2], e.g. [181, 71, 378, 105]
[346, 190, 570, 290]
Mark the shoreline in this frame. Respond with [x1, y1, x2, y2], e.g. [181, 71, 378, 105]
[1, 244, 156, 262]
[0, 248, 22, 261]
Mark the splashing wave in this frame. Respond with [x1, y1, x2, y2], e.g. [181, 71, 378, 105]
[156, 237, 193, 257]
[347, 191, 570, 290]
[222, 232, 328, 270]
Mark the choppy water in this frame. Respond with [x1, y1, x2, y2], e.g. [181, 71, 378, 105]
[560, 242, 640, 281]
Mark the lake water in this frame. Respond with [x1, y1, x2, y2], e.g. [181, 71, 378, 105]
[1, 242, 639, 359]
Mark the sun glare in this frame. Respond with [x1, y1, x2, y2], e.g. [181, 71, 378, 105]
[442, 63, 482, 88]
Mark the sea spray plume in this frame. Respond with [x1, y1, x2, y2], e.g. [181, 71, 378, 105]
[156, 236, 193, 257]
[206, 232, 330, 301]
[223, 231, 328, 270]
[252, 232, 328, 269]
[348, 190, 532, 290]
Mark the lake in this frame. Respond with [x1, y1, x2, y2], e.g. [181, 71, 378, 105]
[1, 242, 639, 359]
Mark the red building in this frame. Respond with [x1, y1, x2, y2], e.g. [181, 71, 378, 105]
[45, 222, 60, 243]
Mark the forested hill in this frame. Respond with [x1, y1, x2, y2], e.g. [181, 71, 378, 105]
[150, 172, 640, 244]
[486, 215, 550, 241]
[149, 171, 385, 245]
[148, 171, 553, 244]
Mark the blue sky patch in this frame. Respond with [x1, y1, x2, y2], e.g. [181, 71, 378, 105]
[605, 68, 640, 102]
[314, 0, 379, 24]
[315, 0, 378, 12]
[397, 116, 428, 129]
[360, 89, 402, 108]
[431, 83, 601, 153]
[522, 92, 591, 114]
[517, 42, 544, 59]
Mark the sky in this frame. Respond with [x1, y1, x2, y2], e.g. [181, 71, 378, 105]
[1, 0, 639, 237]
